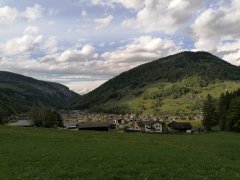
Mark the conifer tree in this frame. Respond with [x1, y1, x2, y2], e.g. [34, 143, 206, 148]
[217, 93, 228, 130]
[226, 97, 240, 131]
[202, 94, 218, 131]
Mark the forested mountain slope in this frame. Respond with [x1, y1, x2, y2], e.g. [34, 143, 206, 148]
[69, 51, 240, 116]
[0, 71, 79, 115]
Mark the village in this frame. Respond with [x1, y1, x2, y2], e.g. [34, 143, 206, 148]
[8, 110, 204, 134]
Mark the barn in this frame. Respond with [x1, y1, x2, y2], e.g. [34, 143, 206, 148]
[77, 122, 115, 131]
[168, 121, 193, 132]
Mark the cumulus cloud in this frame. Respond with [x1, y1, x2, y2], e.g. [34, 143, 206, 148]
[0, 6, 18, 24]
[102, 36, 182, 63]
[22, 4, 44, 21]
[0, 4, 43, 24]
[95, 15, 114, 29]
[0, 34, 43, 56]
[0, 26, 58, 57]
[121, 0, 206, 34]
[57, 44, 95, 62]
[89, 0, 144, 10]
[192, 0, 240, 64]
[0, 30, 181, 92]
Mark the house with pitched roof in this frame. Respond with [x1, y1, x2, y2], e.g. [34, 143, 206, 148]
[137, 120, 164, 133]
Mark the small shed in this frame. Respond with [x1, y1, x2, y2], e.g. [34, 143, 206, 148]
[77, 122, 115, 131]
[168, 121, 193, 132]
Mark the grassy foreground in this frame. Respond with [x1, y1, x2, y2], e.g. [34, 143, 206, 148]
[0, 126, 240, 180]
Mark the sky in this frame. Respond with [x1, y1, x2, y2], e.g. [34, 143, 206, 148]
[0, 0, 240, 94]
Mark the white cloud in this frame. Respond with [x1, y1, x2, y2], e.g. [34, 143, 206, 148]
[24, 26, 40, 35]
[22, 4, 44, 21]
[192, 0, 240, 64]
[57, 44, 95, 62]
[94, 15, 113, 29]
[0, 34, 43, 56]
[216, 40, 240, 65]
[0, 6, 18, 24]
[117, 0, 144, 9]
[43, 36, 58, 54]
[81, 10, 87, 17]
[0, 4, 43, 24]
[89, 0, 144, 10]
[0, 26, 59, 57]
[0, 30, 181, 92]
[48, 8, 58, 16]
[121, 0, 206, 34]
[102, 36, 182, 64]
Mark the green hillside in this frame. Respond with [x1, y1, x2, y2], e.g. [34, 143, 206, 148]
[0, 71, 79, 115]
[69, 51, 240, 115]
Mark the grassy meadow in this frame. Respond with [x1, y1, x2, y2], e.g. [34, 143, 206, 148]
[0, 126, 240, 179]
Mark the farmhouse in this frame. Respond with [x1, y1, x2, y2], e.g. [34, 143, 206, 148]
[137, 120, 163, 133]
[77, 122, 115, 131]
[168, 121, 193, 132]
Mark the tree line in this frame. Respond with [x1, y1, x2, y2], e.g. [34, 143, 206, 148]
[203, 89, 240, 131]
[28, 107, 63, 128]
[0, 106, 9, 125]
[0, 106, 63, 128]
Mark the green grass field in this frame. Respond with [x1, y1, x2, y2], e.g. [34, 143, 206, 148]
[0, 126, 240, 179]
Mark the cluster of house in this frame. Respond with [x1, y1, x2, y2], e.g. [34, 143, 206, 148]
[58, 110, 203, 123]
[64, 118, 194, 133]
[7, 110, 198, 133]
[8, 118, 195, 133]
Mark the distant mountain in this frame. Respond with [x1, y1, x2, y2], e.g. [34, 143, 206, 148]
[69, 51, 240, 116]
[0, 71, 79, 115]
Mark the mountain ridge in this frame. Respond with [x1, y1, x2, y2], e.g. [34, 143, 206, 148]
[0, 71, 79, 115]
[68, 51, 240, 115]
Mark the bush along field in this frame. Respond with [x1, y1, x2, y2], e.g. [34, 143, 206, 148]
[0, 126, 240, 179]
